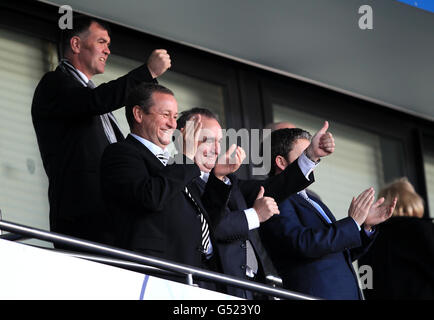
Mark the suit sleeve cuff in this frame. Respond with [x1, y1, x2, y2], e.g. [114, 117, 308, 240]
[351, 217, 362, 231]
[128, 64, 156, 83]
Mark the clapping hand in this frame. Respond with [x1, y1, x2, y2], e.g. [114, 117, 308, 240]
[182, 115, 202, 161]
[347, 187, 376, 227]
[364, 196, 397, 231]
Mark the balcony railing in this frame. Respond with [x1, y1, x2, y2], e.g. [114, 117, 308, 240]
[0, 219, 319, 300]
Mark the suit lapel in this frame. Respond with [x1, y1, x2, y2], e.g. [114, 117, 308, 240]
[128, 135, 210, 224]
[194, 176, 207, 193]
[187, 180, 211, 221]
[227, 174, 247, 211]
[125, 134, 165, 169]
[109, 114, 125, 141]
[307, 191, 336, 223]
[294, 194, 332, 226]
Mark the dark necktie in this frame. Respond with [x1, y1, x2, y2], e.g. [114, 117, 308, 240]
[184, 186, 211, 256]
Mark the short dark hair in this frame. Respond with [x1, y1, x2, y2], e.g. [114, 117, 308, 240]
[125, 83, 175, 130]
[59, 15, 111, 58]
[269, 128, 312, 176]
[176, 107, 219, 130]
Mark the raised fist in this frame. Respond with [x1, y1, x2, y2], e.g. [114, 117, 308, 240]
[147, 49, 171, 78]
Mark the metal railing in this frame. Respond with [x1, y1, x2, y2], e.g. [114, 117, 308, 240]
[0, 219, 319, 300]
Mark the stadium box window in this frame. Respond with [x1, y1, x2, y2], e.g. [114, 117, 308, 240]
[0, 28, 57, 247]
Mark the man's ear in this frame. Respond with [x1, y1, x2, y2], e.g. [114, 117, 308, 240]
[275, 155, 288, 172]
[132, 105, 143, 124]
[70, 36, 81, 54]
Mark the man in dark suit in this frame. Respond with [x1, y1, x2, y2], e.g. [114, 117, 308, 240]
[31, 16, 170, 247]
[260, 128, 396, 300]
[176, 108, 336, 299]
[100, 84, 236, 285]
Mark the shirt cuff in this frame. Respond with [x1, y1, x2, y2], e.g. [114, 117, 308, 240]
[298, 153, 318, 180]
[245, 208, 260, 230]
[222, 176, 232, 185]
[364, 227, 376, 237]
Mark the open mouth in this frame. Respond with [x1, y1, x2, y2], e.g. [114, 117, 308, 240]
[161, 129, 174, 136]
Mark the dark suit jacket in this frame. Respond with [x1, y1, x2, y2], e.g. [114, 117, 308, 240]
[194, 175, 271, 298]
[100, 135, 231, 269]
[31, 64, 154, 246]
[260, 191, 376, 300]
[359, 217, 434, 300]
[197, 161, 313, 299]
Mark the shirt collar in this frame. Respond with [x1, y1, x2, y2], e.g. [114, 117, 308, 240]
[75, 68, 89, 84]
[61, 59, 90, 84]
[200, 171, 210, 182]
[130, 133, 167, 157]
[297, 189, 308, 199]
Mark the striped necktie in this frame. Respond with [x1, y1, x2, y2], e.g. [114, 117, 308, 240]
[59, 60, 119, 144]
[184, 186, 212, 256]
[157, 154, 211, 256]
[86, 80, 118, 144]
[156, 151, 170, 166]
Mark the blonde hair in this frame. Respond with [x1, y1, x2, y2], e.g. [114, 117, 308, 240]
[379, 177, 425, 218]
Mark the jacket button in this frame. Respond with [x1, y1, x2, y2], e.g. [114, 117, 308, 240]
[241, 264, 246, 270]
[240, 243, 246, 249]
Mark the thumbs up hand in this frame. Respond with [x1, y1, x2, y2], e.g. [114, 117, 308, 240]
[305, 121, 335, 162]
[256, 186, 265, 200]
[253, 186, 280, 223]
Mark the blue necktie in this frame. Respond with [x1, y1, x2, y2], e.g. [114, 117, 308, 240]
[299, 190, 332, 224]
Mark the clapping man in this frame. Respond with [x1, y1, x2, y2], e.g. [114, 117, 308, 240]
[260, 128, 397, 299]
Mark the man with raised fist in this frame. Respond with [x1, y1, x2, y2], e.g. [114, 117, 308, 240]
[31, 15, 171, 248]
